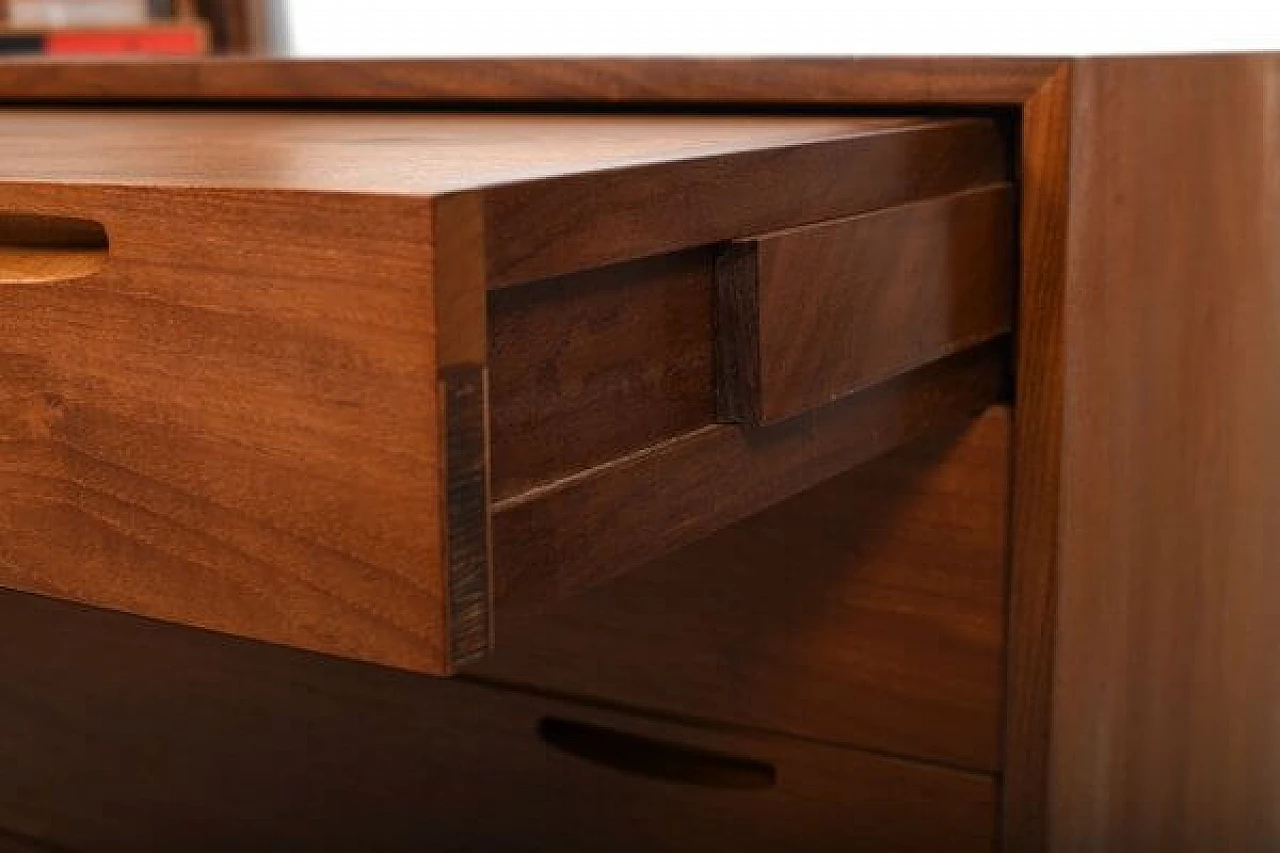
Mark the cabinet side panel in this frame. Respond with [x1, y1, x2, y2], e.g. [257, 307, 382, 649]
[1053, 56, 1280, 851]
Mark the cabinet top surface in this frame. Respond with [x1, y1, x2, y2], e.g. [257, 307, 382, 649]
[1, 57, 1272, 106]
[0, 110, 928, 194]
[0, 57, 1064, 104]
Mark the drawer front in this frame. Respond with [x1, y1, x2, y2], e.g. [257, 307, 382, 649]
[0, 110, 1012, 675]
[478, 406, 1011, 772]
[0, 588, 996, 852]
[0, 187, 455, 673]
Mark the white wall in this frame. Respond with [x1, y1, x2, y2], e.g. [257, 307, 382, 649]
[282, 0, 1280, 57]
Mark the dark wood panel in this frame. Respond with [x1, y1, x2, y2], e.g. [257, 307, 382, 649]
[1048, 56, 1280, 851]
[717, 185, 1015, 424]
[1002, 64, 1072, 853]
[478, 406, 1010, 772]
[491, 342, 1006, 608]
[0, 830, 60, 853]
[0, 57, 1060, 104]
[0, 589, 998, 853]
[489, 250, 714, 500]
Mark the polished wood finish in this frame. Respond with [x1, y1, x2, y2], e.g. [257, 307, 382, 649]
[0, 110, 928, 195]
[717, 185, 1014, 424]
[0, 212, 109, 284]
[491, 344, 1005, 607]
[1002, 64, 1073, 853]
[479, 116, 1006, 286]
[1046, 56, 1280, 852]
[0, 57, 1058, 103]
[5, 56, 1276, 851]
[489, 249, 714, 500]
[0, 110, 1004, 676]
[479, 406, 1010, 772]
[0, 588, 998, 852]
[0, 183, 457, 673]
[0, 111, 1003, 286]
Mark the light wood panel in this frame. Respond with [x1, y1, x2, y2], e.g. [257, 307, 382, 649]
[0, 111, 1006, 287]
[1049, 56, 1280, 851]
[0, 110, 939, 195]
[0, 110, 1007, 290]
[0, 183, 458, 673]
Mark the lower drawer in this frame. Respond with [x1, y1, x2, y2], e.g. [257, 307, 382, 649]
[477, 406, 1010, 772]
[0, 588, 995, 852]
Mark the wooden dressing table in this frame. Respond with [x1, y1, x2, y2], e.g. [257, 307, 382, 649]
[0, 57, 1276, 852]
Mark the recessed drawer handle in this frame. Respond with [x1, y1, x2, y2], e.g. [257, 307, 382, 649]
[537, 717, 776, 790]
[0, 213, 109, 285]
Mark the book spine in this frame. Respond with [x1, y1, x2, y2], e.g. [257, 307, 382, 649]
[45, 25, 206, 54]
[2, 24, 207, 55]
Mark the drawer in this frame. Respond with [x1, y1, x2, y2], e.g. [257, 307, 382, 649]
[0, 110, 1013, 674]
[478, 406, 1010, 772]
[0, 588, 997, 852]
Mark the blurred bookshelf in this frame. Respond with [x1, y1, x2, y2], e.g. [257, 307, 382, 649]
[0, 0, 278, 56]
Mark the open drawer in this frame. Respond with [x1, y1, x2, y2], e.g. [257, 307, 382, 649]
[0, 110, 1014, 674]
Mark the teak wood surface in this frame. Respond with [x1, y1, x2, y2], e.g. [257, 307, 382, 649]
[716, 184, 1015, 424]
[0, 112, 1003, 677]
[479, 407, 1011, 773]
[2, 56, 1278, 852]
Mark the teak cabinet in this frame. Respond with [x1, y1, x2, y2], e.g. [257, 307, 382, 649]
[0, 57, 1276, 852]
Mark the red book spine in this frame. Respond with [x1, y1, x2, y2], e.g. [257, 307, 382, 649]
[45, 26, 205, 55]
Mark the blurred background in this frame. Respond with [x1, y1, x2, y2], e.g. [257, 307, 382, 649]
[0, 0, 279, 56]
[1, 0, 1278, 57]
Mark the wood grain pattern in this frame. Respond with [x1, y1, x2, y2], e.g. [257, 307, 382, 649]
[6, 56, 1278, 852]
[0, 183, 456, 673]
[491, 343, 1006, 608]
[0, 110, 1007, 675]
[0, 110, 926, 194]
[1002, 64, 1073, 853]
[0, 213, 109, 285]
[1048, 56, 1280, 851]
[0, 588, 999, 853]
[717, 185, 1015, 424]
[488, 250, 714, 500]
[0, 57, 1059, 104]
[480, 116, 1008, 286]
[478, 406, 1010, 772]
[0, 110, 1006, 286]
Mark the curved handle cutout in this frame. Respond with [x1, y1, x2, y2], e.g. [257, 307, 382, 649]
[0, 213, 109, 284]
[538, 717, 777, 790]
